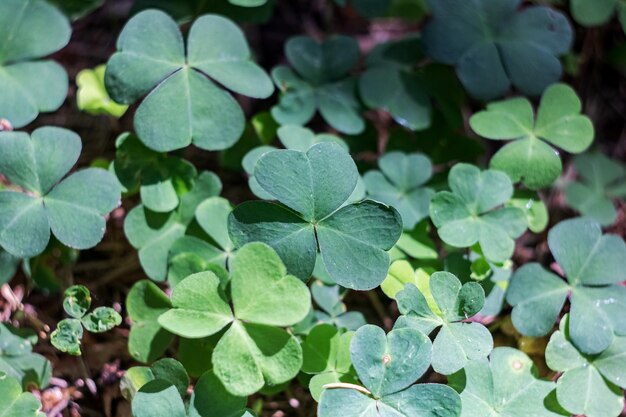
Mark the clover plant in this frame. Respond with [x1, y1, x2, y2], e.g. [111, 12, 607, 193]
[430, 163, 527, 263]
[570, 0, 626, 32]
[271, 36, 364, 134]
[229, 142, 402, 290]
[507, 217, 626, 354]
[0, 323, 51, 390]
[0, 372, 45, 417]
[76, 65, 128, 117]
[565, 152, 626, 225]
[51, 285, 122, 355]
[422, 0, 573, 100]
[105, 10, 273, 152]
[470, 83, 594, 189]
[395, 272, 493, 375]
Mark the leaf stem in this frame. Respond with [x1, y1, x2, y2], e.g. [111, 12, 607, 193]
[322, 382, 371, 395]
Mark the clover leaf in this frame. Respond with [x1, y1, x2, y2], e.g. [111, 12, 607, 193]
[0, 0, 70, 128]
[112, 133, 197, 213]
[51, 285, 121, 355]
[507, 217, 626, 354]
[310, 282, 366, 331]
[229, 142, 402, 290]
[565, 152, 626, 225]
[124, 171, 222, 280]
[318, 325, 462, 417]
[0, 372, 45, 417]
[270, 36, 364, 135]
[0, 127, 121, 258]
[0, 249, 20, 284]
[429, 163, 527, 263]
[449, 347, 564, 417]
[364, 152, 434, 230]
[546, 317, 626, 417]
[76, 65, 127, 117]
[395, 272, 493, 374]
[381, 260, 430, 299]
[301, 324, 358, 401]
[0, 323, 51, 389]
[470, 83, 594, 189]
[422, 0, 573, 100]
[105, 10, 273, 152]
[158, 243, 311, 395]
[570, 0, 626, 33]
[506, 190, 549, 233]
[388, 222, 438, 263]
[121, 358, 190, 400]
[126, 280, 174, 363]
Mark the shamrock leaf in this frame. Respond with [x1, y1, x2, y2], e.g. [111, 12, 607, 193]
[364, 152, 434, 230]
[429, 163, 527, 263]
[242, 145, 277, 200]
[124, 171, 222, 280]
[158, 243, 311, 395]
[395, 272, 493, 375]
[570, 0, 626, 33]
[229, 142, 402, 290]
[388, 223, 438, 263]
[506, 191, 549, 233]
[301, 324, 358, 401]
[112, 133, 197, 213]
[470, 84, 594, 189]
[50, 319, 83, 355]
[449, 347, 564, 417]
[76, 65, 127, 117]
[63, 285, 91, 318]
[126, 280, 174, 363]
[122, 358, 189, 402]
[310, 282, 366, 331]
[0, 372, 45, 417]
[546, 317, 626, 417]
[105, 10, 273, 152]
[422, 0, 573, 100]
[0, 127, 121, 258]
[318, 325, 462, 417]
[507, 217, 626, 354]
[565, 152, 626, 225]
[270, 36, 364, 134]
[0, 0, 70, 128]
[381, 260, 430, 299]
[0, 323, 51, 389]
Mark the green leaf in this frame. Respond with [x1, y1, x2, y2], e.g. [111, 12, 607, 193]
[396, 272, 492, 375]
[63, 285, 91, 318]
[364, 152, 434, 230]
[565, 152, 626, 225]
[167, 241, 229, 287]
[571, 0, 618, 27]
[230, 242, 311, 326]
[423, 0, 572, 100]
[0, 0, 70, 128]
[0, 324, 51, 390]
[131, 380, 186, 417]
[449, 347, 563, 417]
[381, 260, 417, 299]
[126, 280, 174, 363]
[430, 163, 527, 262]
[310, 282, 366, 331]
[277, 125, 349, 152]
[47, 0, 104, 20]
[195, 196, 235, 259]
[545, 319, 625, 417]
[507, 217, 626, 354]
[229, 142, 402, 289]
[506, 191, 549, 233]
[0, 128, 121, 258]
[158, 272, 234, 338]
[50, 318, 83, 355]
[471, 84, 594, 189]
[0, 249, 19, 284]
[121, 358, 189, 400]
[81, 307, 122, 333]
[271, 36, 364, 134]
[105, 11, 273, 152]
[188, 371, 248, 417]
[76, 65, 127, 117]
[0, 372, 45, 417]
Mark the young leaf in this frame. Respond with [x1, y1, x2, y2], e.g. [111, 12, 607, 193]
[63, 285, 91, 318]
[229, 142, 402, 290]
[565, 152, 626, 225]
[429, 163, 527, 262]
[105, 10, 273, 152]
[395, 272, 493, 374]
[506, 191, 549, 233]
[0, 372, 45, 417]
[364, 152, 434, 230]
[449, 347, 564, 417]
[318, 325, 462, 417]
[50, 318, 83, 355]
[507, 217, 626, 354]
[546, 318, 626, 417]
[422, 0, 573, 100]
[126, 280, 174, 363]
[76, 65, 127, 117]
[470, 84, 594, 189]
[124, 171, 222, 280]
[271, 36, 364, 134]
[0, 0, 70, 128]
[0, 127, 121, 258]
[81, 307, 122, 333]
